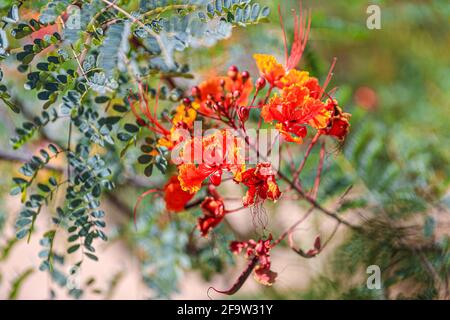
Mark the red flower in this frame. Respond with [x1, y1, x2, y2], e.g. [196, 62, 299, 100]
[192, 68, 253, 116]
[198, 197, 226, 237]
[236, 163, 281, 207]
[229, 235, 277, 286]
[321, 104, 351, 141]
[262, 84, 332, 144]
[164, 176, 195, 212]
[178, 130, 245, 194]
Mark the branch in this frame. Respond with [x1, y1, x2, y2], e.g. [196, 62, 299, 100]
[100, 0, 174, 69]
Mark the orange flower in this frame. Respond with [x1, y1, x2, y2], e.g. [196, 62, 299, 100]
[198, 197, 226, 237]
[158, 103, 196, 150]
[178, 130, 245, 194]
[279, 69, 310, 89]
[321, 104, 351, 140]
[237, 163, 281, 207]
[230, 235, 277, 286]
[164, 176, 195, 212]
[192, 69, 253, 116]
[262, 84, 332, 143]
[178, 163, 216, 194]
[253, 54, 286, 87]
[253, 4, 311, 87]
[192, 77, 225, 116]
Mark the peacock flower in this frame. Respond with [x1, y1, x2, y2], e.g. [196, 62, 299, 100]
[262, 84, 332, 143]
[253, 54, 286, 88]
[158, 103, 197, 150]
[177, 130, 245, 194]
[230, 235, 277, 286]
[320, 104, 352, 140]
[279, 69, 311, 89]
[178, 163, 216, 194]
[191, 77, 225, 116]
[237, 162, 281, 207]
[253, 3, 311, 88]
[172, 103, 197, 128]
[191, 67, 253, 116]
[164, 175, 195, 212]
[198, 196, 226, 237]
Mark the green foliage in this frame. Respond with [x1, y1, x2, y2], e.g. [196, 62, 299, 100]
[10, 110, 59, 149]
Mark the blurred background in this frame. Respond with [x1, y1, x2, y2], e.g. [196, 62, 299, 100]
[0, 0, 449, 299]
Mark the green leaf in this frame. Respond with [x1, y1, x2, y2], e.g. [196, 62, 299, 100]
[138, 154, 152, 164]
[84, 252, 98, 261]
[67, 244, 80, 254]
[95, 96, 110, 104]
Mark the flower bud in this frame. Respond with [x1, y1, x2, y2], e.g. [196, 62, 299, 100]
[237, 106, 250, 123]
[182, 97, 191, 106]
[241, 70, 250, 82]
[256, 77, 266, 90]
[233, 90, 241, 100]
[227, 65, 239, 80]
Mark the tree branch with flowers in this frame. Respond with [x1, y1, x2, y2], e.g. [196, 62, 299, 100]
[131, 2, 354, 296]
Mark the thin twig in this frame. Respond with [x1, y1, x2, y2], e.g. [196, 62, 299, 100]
[100, 0, 173, 69]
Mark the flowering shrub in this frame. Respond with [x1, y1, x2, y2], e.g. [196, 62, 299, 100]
[0, 0, 448, 301]
[0, 0, 358, 297]
[129, 3, 352, 294]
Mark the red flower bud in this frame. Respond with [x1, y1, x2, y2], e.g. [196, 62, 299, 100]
[182, 97, 191, 106]
[256, 77, 266, 90]
[241, 70, 250, 82]
[227, 65, 239, 80]
[238, 106, 250, 123]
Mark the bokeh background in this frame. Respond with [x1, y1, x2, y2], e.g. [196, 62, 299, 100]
[0, 0, 449, 299]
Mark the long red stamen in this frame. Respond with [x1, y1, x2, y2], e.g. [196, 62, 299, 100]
[134, 81, 170, 136]
[286, 2, 312, 70]
[278, 5, 289, 66]
[320, 57, 337, 99]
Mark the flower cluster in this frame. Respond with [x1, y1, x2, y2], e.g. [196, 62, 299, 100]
[132, 3, 352, 295]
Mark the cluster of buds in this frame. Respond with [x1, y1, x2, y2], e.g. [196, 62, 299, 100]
[189, 66, 253, 123]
